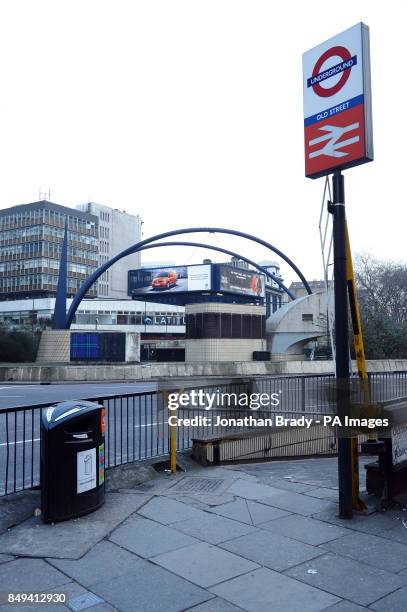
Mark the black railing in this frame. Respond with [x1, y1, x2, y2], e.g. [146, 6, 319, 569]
[1, 371, 407, 496]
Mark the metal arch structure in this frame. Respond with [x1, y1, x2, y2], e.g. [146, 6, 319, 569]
[63, 227, 312, 328]
[64, 240, 295, 328]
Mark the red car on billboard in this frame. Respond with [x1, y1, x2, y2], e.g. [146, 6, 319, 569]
[151, 270, 177, 290]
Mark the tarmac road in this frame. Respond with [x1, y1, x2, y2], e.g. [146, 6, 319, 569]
[0, 382, 157, 410]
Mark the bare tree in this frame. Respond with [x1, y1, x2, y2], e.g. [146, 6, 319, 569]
[354, 254, 407, 358]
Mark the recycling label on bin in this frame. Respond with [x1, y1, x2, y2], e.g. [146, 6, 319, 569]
[77, 447, 97, 493]
[98, 443, 105, 485]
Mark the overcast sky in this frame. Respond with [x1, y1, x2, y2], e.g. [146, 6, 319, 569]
[0, 1, 404, 285]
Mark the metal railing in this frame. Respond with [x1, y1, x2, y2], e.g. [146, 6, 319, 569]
[1, 371, 407, 496]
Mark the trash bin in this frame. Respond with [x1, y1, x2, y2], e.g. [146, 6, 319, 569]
[41, 400, 105, 523]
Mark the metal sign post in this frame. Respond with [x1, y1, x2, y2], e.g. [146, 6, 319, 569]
[303, 23, 374, 519]
[331, 171, 353, 518]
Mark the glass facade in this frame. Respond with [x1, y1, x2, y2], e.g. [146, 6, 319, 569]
[0, 305, 185, 331]
[0, 201, 98, 299]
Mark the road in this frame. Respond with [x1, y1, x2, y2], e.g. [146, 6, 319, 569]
[0, 382, 157, 410]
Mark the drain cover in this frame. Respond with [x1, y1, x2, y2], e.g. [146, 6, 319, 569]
[68, 592, 104, 611]
[170, 477, 224, 493]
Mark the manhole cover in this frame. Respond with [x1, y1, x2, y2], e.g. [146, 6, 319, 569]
[170, 477, 224, 493]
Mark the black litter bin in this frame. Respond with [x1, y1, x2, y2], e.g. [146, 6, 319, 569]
[41, 400, 105, 523]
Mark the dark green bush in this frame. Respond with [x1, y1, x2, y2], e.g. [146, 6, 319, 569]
[0, 328, 39, 362]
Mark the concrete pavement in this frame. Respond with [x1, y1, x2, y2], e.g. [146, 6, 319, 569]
[0, 457, 407, 611]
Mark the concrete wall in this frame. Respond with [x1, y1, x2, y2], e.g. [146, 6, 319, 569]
[3, 359, 407, 382]
[36, 330, 71, 363]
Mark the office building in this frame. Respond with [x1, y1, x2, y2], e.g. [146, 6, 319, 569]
[0, 201, 98, 300]
[0, 297, 185, 361]
[76, 202, 142, 299]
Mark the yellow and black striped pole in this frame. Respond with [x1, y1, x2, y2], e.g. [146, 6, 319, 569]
[345, 223, 369, 511]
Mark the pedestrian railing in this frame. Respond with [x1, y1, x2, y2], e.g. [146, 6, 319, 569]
[1, 371, 407, 496]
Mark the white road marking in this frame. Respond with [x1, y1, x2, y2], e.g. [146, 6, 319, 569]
[0, 437, 40, 447]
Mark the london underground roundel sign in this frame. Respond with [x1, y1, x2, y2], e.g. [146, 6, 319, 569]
[302, 23, 373, 179]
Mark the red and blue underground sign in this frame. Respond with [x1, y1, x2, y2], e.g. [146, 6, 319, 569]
[304, 45, 366, 178]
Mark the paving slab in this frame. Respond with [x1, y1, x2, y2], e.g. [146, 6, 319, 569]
[322, 531, 407, 573]
[200, 466, 257, 481]
[323, 602, 368, 611]
[0, 601, 65, 611]
[170, 511, 258, 544]
[369, 585, 407, 611]
[377, 520, 407, 546]
[260, 514, 350, 545]
[74, 605, 115, 612]
[313, 507, 404, 534]
[184, 597, 244, 611]
[209, 498, 291, 525]
[90, 559, 213, 612]
[49, 581, 109, 611]
[220, 529, 323, 571]
[152, 541, 259, 588]
[233, 458, 342, 488]
[303, 487, 340, 502]
[237, 457, 370, 489]
[183, 494, 237, 506]
[48, 540, 145, 587]
[0, 491, 40, 534]
[227, 479, 284, 501]
[109, 514, 199, 557]
[257, 477, 319, 494]
[210, 567, 340, 612]
[137, 495, 206, 524]
[258, 489, 337, 516]
[285, 552, 407, 606]
[0, 558, 70, 594]
[0, 492, 150, 559]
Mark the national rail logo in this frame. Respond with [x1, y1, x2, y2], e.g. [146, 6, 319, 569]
[302, 23, 373, 178]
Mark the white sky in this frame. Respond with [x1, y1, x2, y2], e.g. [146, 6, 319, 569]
[0, 1, 405, 286]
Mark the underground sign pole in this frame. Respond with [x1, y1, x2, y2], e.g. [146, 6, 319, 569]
[331, 170, 353, 519]
[303, 23, 373, 518]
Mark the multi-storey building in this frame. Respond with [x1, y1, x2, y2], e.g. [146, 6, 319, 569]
[76, 202, 142, 299]
[0, 201, 98, 300]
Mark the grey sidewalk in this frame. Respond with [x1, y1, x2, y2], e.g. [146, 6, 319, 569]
[1, 457, 407, 612]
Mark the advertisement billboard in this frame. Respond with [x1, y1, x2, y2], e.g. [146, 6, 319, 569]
[303, 23, 373, 178]
[218, 265, 265, 298]
[128, 264, 211, 296]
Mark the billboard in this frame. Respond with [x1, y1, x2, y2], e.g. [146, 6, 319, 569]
[218, 265, 265, 298]
[303, 23, 373, 179]
[128, 264, 211, 296]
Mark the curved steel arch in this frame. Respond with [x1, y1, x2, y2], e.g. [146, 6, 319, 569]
[66, 227, 311, 327]
[66, 240, 295, 327]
